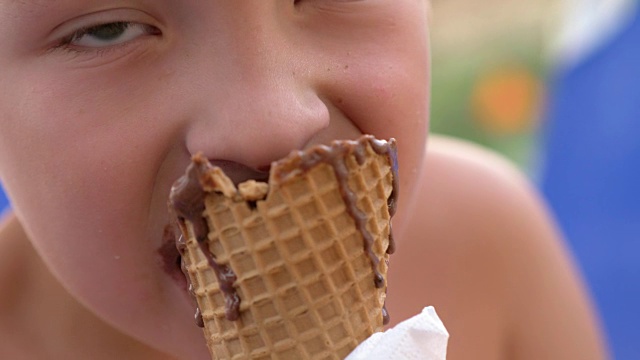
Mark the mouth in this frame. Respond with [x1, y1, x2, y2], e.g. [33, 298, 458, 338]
[162, 159, 269, 255]
[158, 160, 271, 292]
[207, 159, 271, 185]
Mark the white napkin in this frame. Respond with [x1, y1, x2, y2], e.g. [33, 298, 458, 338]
[346, 307, 449, 360]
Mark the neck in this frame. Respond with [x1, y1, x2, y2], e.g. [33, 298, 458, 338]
[0, 214, 176, 360]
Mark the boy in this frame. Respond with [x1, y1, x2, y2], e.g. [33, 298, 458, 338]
[0, 1, 606, 359]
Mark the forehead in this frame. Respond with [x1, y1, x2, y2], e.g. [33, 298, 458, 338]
[1, 0, 52, 19]
[3, 0, 50, 9]
[0, 0, 120, 23]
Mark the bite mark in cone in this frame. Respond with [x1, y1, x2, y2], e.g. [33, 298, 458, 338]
[170, 135, 398, 360]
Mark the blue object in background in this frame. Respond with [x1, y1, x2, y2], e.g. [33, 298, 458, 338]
[0, 184, 8, 213]
[540, 8, 640, 360]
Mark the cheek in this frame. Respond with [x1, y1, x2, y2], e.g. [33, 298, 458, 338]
[346, 63, 430, 218]
[322, 28, 430, 209]
[0, 72, 152, 285]
[0, 58, 185, 213]
[1, 72, 143, 218]
[0, 66, 207, 356]
[322, 64, 429, 242]
[0, 63, 178, 306]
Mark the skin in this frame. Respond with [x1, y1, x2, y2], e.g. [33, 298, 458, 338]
[0, 1, 606, 359]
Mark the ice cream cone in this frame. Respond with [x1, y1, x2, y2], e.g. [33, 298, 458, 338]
[171, 136, 398, 360]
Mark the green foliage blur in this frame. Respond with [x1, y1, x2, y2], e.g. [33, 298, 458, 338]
[429, 0, 558, 171]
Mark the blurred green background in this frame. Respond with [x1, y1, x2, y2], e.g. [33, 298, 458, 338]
[429, 0, 561, 171]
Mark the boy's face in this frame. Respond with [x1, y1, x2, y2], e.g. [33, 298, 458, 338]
[0, 1, 429, 358]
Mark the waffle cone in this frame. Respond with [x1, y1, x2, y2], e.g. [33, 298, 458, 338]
[172, 136, 397, 360]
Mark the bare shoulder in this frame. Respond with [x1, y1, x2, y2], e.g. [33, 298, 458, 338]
[422, 134, 535, 206]
[400, 135, 555, 284]
[0, 214, 33, 357]
[387, 135, 608, 360]
[0, 214, 28, 307]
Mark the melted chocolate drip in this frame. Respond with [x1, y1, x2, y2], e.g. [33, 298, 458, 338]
[174, 233, 204, 327]
[368, 137, 398, 326]
[273, 135, 399, 289]
[158, 225, 187, 285]
[195, 306, 204, 328]
[386, 226, 396, 255]
[332, 153, 385, 288]
[371, 138, 399, 219]
[382, 306, 390, 325]
[170, 136, 398, 328]
[195, 240, 240, 321]
[170, 156, 241, 323]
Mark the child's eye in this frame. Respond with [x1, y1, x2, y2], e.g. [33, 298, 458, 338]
[65, 22, 159, 49]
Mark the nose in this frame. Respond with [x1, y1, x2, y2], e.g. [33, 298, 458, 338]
[186, 80, 330, 170]
[183, 14, 330, 171]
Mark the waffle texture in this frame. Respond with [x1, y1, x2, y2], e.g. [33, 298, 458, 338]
[177, 138, 395, 360]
